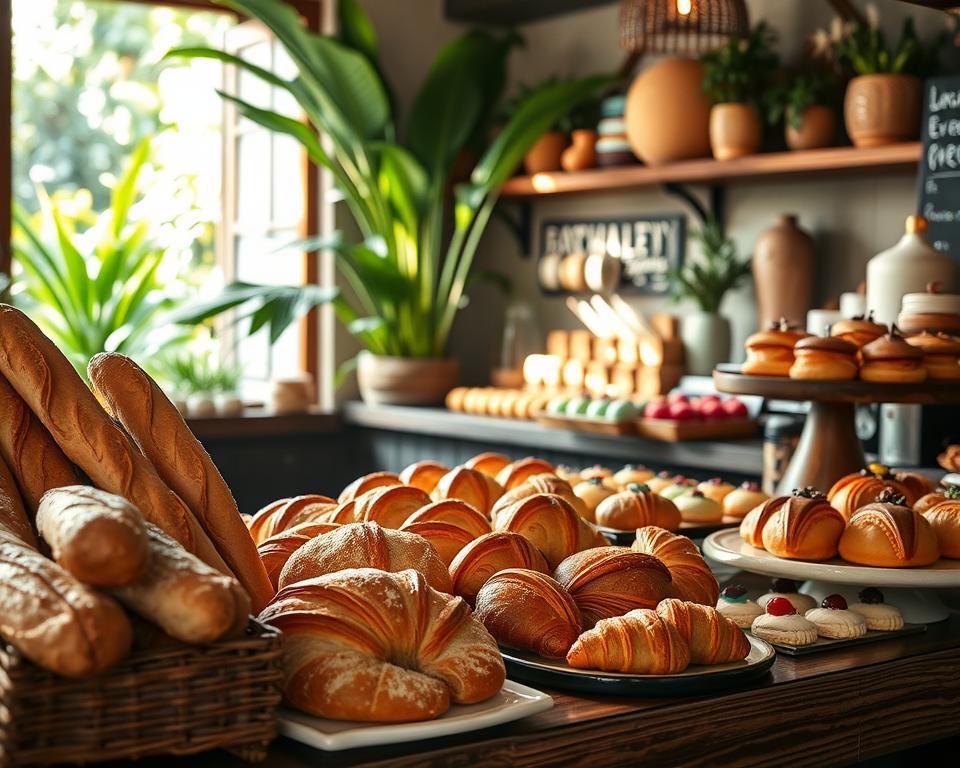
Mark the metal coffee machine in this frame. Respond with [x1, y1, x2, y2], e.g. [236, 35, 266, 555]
[879, 403, 960, 468]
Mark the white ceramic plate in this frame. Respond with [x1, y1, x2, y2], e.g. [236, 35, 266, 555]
[278, 680, 552, 752]
[703, 528, 960, 588]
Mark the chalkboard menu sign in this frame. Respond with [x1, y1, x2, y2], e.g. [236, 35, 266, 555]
[538, 214, 685, 295]
[918, 75, 960, 255]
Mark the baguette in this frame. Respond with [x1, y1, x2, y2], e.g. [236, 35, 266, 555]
[36, 486, 150, 587]
[113, 523, 251, 645]
[0, 305, 228, 574]
[0, 456, 132, 677]
[0, 448, 38, 548]
[88, 353, 273, 611]
[0, 371, 79, 514]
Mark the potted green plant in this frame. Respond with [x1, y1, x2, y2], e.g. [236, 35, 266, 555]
[813, 11, 946, 147]
[172, 0, 609, 405]
[701, 22, 779, 160]
[156, 350, 242, 417]
[766, 71, 839, 151]
[670, 219, 752, 376]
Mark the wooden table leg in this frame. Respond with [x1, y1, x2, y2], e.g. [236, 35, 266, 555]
[776, 401, 865, 495]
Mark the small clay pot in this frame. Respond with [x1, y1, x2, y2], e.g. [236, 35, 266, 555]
[785, 105, 837, 151]
[844, 74, 921, 148]
[709, 103, 762, 160]
[561, 129, 598, 172]
[524, 131, 568, 174]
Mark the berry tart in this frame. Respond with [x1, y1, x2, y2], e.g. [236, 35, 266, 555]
[804, 594, 867, 639]
[751, 596, 818, 646]
[756, 578, 817, 614]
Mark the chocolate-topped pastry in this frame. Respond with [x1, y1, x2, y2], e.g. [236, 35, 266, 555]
[922, 485, 960, 559]
[789, 336, 859, 380]
[743, 317, 812, 377]
[839, 486, 941, 567]
[828, 464, 916, 521]
[830, 311, 886, 349]
[904, 331, 960, 381]
[860, 328, 927, 383]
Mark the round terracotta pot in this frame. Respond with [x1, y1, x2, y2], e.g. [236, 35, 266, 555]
[356, 352, 460, 406]
[844, 74, 921, 148]
[523, 131, 568, 174]
[752, 214, 816, 329]
[785, 105, 837, 151]
[561, 129, 597, 172]
[625, 58, 711, 165]
[709, 103, 762, 160]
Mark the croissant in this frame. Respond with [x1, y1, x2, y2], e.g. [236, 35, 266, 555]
[431, 466, 503, 516]
[839, 490, 940, 567]
[353, 484, 431, 529]
[257, 523, 339, 589]
[494, 493, 599, 569]
[495, 457, 556, 490]
[566, 608, 690, 674]
[553, 546, 672, 628]
[655, 598, 750, 665]
[247, 495, 337, 544]
[448, 531, 549, 604]
[595, 485, 682, 531]
[490, 473, 587, 521]
[738, 496, 786, 548]
[325, 500, 359, 524]
[632, 526, 719, 606]
[895, 471, 934, 502]
[923, 492, 960, 558]
[279, 521, 453, 593]
[402, 499, 492, 538]
[399, 460, 449, 494]
[760, 488, 846, 561]
[464, 452, 511, 478]
[259, 568, 505, 721]
[474, 568, 582, 659]
[828, 467, 914, 521]
[337, 471, 402, 504]
[398, 521, 475, 567]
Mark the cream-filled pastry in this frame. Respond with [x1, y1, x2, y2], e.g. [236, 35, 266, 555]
[848, 587, 904, 631]
[613, 464, 655, 488]
[661, 476, 698, 500]
[697, 477, 736, 504]
[715, 584, 763, 629]
[675, 489, 723, 523]
[756, 578, 817, 615]
[804, 594, 867, 639]
[751, 597, 818, 645]
[646, 471, 675, 495]
[722, 481, 769, 520]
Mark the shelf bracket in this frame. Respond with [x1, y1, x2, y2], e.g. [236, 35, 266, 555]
[662, 182, 726, 235]
[495, 200, 533, 257]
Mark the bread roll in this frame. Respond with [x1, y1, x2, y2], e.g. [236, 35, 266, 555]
[87, 353, 274, 612]
[464, 452, 511, 478]
[0, 446, 38, 548]
[397, 521, 475, 567]
[401, 499, 492, 539]
[0, 306, 227, 572]
[839, 491, 940, 567]
[0, 372, 78, 514]
[36, 486, 150, 587]
[595, 484, 682, 531]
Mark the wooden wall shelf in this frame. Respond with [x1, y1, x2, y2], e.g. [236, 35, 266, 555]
[499, 143, 922, 198]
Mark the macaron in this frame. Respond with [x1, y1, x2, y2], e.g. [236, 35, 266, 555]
[565, 396, 592, 416]
[585, 399, 611, 419]
[604, 399, 638, 421]
[545, 396, 570, 415]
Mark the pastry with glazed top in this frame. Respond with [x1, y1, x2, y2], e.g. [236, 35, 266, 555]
[742, 318, 811, 377]
[905, 331, 960, 381]
[353, 484, 431, 529]
[566, 608, 691, 674]
[595, 484, 682, 531]
[632, 526, 719, 606]
[431, 466, 504, 516]
[756, 578, 817, 614]
[491, 473, 587, 521]
[399, 460, 449, 494]
[895, 471, 935, 503]
[722, 481, 768, 520]
[828, 464, 915, 521]
[338, 471, 402, 504]
[789, 336, 858, 380]
[656, 598, 751, 665]
[464, 452, 511, 479]
[259, 568, 505, 722]
[759, 487, 845, 561]
[859, 330, 927, 383]
[915, 489, 947, 514]
[921, 486, 960, 558]
[830, 313, 886, 350]
[675, 490, 723, 524]
[553, 546, 672, 628]
[750, 596, 818, 646]
[839, 488, 940, 567]
[398, 521, 475, 567]
[715, 584, 763, 629]
[739, 496, 782, 548]
[696, 477, 736, 504]
[248, 494, 338, 544]
[804, 594, 867, 639]
[661, 476, 698, 500]
[279, 521, 453, 593]
[555, 465, 583, 487]
[448, 531, 550, 604]
[474, 569, 582, 659]
[613, 464, 655, 488]
[257, 523, 339, 589]
[580, 465, 618, 490]
[401, 499, 492, 539]
[572, 478, 616, 522]
[847, 587, 904, 631]
[495, 457, 555, 490]
[494, 493, 604, 569]
[646, 471, 676, 495]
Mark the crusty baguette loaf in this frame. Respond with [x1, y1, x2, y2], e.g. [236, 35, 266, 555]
[0, 305, 228, 574]
[113, 523, 251, 645]
[0, 456, 132, 677]
[0, 449, 38, 548]
[0, 371, 79, 513]
[36, 486, 150, 587]
[88, 353, 273, 611]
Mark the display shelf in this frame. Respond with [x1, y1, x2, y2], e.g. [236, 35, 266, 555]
[499, 143, 921, 198]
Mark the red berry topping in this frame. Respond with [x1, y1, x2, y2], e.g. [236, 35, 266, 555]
[771, 578, 799, 593]
[741, 481, 761, 491]
[689, 490, 706, 498]
[858, 587, 884, 604]
[766, 597, 796, 616]
[708, 477, 723, 485]
[721, 584, 747, 599]
[821, 594, 848, 610]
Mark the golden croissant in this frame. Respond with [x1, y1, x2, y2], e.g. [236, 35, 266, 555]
[494, 492, 600, 569]
[247, 494, 336, 544]
[632, 526, 719, 606]
[655, 598, 750, 665]
[257, 522, 339, 589]
[566, 608, 690, 674]
[448, 531, 549, 604]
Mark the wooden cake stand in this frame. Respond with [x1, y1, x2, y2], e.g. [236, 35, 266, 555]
[713, 365, 960, 494]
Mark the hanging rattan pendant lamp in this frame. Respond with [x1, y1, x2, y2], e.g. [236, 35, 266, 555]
[620, 0, 750, 55]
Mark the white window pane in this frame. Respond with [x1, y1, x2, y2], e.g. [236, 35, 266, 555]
[273, 132, 303, 227]
[236, 130, 271, 228]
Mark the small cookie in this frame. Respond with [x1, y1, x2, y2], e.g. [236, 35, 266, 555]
[751, 597, 818, 646]
[715, 583, 763, 629]
[804, 594, 867, 639]
[756, 578, 817, 615]
[848, 587, 904, 631]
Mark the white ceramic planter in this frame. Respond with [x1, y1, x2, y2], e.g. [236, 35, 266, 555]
[680, 311, 731, 376]
[357, 352, 460, 406]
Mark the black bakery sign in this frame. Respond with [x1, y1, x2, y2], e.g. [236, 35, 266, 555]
[540, 214, 685, 295]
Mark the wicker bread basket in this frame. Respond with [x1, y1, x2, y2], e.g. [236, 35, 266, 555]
[0, 620, 282, 766]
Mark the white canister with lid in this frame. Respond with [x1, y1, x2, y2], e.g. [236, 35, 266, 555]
[866, 215, 956, 326]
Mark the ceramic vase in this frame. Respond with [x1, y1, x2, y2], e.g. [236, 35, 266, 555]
[561, 130, 597, 172]
[523, 131, 567, 174]
[357, 352, 460, 406]
[844, 74, 921, 148]
[785, 105, 837, 151]
[753, 214, 816, 329]
[709, 103, 762, 160]
[680, 311, 731, 376]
